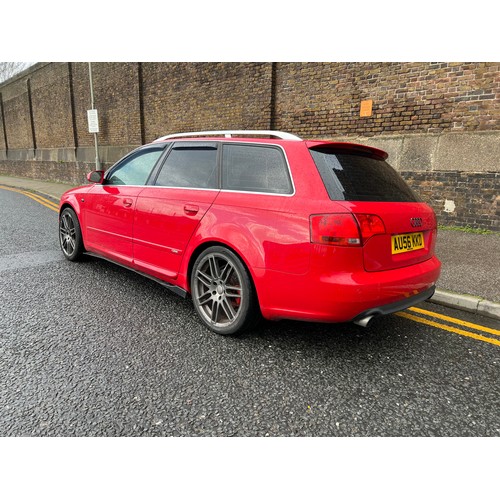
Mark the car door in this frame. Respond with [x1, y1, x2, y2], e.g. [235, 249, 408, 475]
[133, 141, 220, 281]
[83, 145, 166, 266]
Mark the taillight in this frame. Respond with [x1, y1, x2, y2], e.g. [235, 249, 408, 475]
[354, 214, 386, 240]
[310, 214, 361, 246]
[310, 213, 386, 246]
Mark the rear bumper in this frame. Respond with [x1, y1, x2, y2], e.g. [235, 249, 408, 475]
[257, 255, 441, 323]
[352, 285, 435, 326]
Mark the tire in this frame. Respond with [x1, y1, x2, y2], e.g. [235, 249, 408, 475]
[59, 207, 84, 261]
[190, 246, 259, 335]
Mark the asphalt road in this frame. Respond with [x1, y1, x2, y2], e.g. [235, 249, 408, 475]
[1, 187, 499, 437]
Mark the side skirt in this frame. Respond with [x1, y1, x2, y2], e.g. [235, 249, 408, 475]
[84, 251, 188, 299]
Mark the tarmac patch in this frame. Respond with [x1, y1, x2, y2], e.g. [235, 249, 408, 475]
[0, 250, 63, 273]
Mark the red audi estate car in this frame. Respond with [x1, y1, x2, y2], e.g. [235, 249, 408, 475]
[59, 130, 441, 335]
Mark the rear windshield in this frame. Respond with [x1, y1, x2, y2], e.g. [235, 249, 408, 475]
[310, 148, 420, 202]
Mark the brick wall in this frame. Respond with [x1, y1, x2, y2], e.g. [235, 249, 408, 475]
[30, 63, 75, 149]
[1, 77, 33, 150]
[402, 171, 499, 232]
[273, 62, 500, 137]
[3, 62, 498, 145]
[71, 62, 142, 148]
[141, 62, 273, 142]
[0, 62, 499, 230]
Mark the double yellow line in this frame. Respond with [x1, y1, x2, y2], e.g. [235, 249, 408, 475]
[396, 307, 500, 347]
[0, 185, 59, 213]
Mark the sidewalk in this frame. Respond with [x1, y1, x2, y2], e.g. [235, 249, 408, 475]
[0, 175, 74, 202]
[1, 174, 499, 321]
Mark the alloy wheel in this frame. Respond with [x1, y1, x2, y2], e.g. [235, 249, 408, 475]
[60, 211, 77, 257]
[193, 251, 245, 330]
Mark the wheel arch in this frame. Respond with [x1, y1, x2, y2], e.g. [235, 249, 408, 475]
[186, 240, 262, 310]
[59, 197, 82, 219]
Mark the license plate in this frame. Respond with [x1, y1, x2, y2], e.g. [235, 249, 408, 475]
[391, 232, 424, 254]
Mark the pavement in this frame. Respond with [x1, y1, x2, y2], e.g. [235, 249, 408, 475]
[1, 174, 499, 321]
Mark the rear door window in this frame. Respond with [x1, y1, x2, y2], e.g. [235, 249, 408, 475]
[222, 144, 293, 194]
[155, 142, 218, 189]
[310, 148, 419, 202]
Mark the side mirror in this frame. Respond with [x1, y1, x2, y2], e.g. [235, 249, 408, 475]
[87, 170, 105, 184]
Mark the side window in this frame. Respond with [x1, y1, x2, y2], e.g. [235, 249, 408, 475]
[154, 143, 218, 189]
[222, 144, 293, 194]
[106, 148, 163, 186]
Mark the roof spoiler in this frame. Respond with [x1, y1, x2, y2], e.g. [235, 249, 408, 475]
[306, 140, 389, 160]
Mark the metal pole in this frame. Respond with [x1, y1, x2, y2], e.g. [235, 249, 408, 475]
[88, 62, 101, 169]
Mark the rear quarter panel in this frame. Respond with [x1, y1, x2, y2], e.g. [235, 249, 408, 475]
[178, 194, 311, 290]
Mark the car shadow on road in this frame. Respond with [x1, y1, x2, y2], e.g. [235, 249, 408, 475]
[234, 313, 409, 355]
[74, 255, 411, 358]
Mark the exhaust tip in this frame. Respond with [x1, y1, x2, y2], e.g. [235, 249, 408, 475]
[353, 315, 374, 328]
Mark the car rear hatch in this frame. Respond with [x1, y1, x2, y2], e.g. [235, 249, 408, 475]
[308, 141, 437, 272]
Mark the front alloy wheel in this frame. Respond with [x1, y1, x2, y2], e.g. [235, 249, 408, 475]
[59, 207, 84, 261]
[191, 247, 258, 335]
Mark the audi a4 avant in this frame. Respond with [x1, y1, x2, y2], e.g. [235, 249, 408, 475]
[59, 130, 441, 335]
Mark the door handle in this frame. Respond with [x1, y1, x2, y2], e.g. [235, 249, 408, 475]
[123, 198, 133, 208]
[184, 204, 199, 215]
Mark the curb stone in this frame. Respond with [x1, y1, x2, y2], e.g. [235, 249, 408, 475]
[429, 289, 500, 321]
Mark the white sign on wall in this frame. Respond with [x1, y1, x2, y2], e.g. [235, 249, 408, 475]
[87, 109, 99, 133]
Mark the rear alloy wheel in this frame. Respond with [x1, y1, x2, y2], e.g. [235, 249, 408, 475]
[59, 207, 84, 261]
[191, 246, 257, 335]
